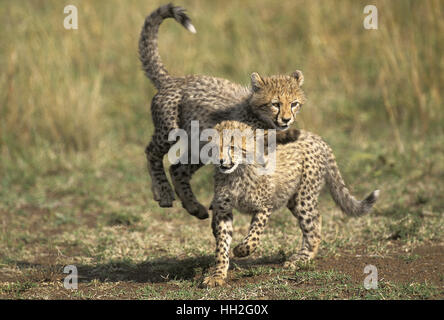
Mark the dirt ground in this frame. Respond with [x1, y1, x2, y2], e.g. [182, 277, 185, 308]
[1, 242, 442, 300]
[316, 245, 443, 286]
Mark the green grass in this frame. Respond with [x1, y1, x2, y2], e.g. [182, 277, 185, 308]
[363, 281, 440, 300]
[0, 281, 38, 298]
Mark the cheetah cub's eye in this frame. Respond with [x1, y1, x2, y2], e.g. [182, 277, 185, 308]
[291, 101, 301, 113]
[271, 102, 280, 109]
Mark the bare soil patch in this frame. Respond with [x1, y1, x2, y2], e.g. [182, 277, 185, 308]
[316, 244, 444, 286]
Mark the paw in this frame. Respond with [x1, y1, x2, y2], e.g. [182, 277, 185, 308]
[283, 260, 299, 270]
[184, 202, 209, 220]
[157, 185, 175, 208]
[283, 253, 312, 270]
[233, 244, 250, 258]
[202, 275, 226, 288]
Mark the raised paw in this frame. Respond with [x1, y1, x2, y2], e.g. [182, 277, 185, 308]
[233, 243, 250, 258]
[202, 275, 226, 288]
[183, 201, 209, 220]
[157, 185, 176, 207]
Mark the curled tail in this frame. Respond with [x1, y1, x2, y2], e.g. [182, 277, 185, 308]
[138, 3, 196, 89]
[325, 149, 380, 217]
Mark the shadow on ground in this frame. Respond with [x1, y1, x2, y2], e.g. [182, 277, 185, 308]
[6, 254, 285, 285]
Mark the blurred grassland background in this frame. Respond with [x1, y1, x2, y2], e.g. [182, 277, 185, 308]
[1, 0, 443, 170]
[0, 0, 443, 300]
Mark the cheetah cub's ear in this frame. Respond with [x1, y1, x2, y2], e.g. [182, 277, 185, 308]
[291, 70, 304, 87]
[251, 72, 265, 92]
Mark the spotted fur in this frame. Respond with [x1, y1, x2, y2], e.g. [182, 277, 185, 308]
[202, 121, 379, 287]
[139, 4, 306, 219]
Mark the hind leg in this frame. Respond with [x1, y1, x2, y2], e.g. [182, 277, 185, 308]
[145, 91, 181, 207]
[170, 163, 209, 219]
[145, 138, 176, 207]
[284, 184, 323, 268]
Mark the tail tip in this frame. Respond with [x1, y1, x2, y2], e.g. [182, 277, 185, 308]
[359, 189, 380, 216]
[185, 22, 197, 34]
[373, 189, 380, 200]
[366, 189, 380, 204]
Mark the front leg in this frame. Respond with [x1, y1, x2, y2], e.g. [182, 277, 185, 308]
[202, 198, 233, 288]
[233, 209, 271, 258]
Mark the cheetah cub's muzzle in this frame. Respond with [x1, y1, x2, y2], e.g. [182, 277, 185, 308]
[218, 160, 239, 174]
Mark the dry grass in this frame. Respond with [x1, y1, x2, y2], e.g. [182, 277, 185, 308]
[1, 0, 443, 159]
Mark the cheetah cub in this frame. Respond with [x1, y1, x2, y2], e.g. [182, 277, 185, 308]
[139, 4, 305, 220]
[203, 121, 379, 287]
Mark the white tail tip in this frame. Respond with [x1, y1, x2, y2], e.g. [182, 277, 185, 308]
[374, 189, 380, 199]
[186, 23, 197, 34]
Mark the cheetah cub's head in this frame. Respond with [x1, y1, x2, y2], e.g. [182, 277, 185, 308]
[214, 121, 251, 174]
[249, 71, 306, 131]
[214, 121, 271, 174]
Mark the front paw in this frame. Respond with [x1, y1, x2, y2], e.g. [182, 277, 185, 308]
[183, 202, 209, 220]
[283, 253, 312, 270]
[201, 275, 226, 288]
[283, 260, 299, 270]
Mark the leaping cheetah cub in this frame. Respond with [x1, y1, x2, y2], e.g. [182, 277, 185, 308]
[203, 120, 379, 287]
[139, 4, 305, 220]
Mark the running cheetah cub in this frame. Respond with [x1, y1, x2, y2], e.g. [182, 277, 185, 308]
[139, 4, 305, 220]
[203, 121, 379, 287]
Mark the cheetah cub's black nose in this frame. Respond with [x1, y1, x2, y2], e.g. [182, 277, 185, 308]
[282, 117, 291, 123]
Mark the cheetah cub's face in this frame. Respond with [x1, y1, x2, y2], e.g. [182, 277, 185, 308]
[249, 71, 306, 131]
[214, 121, 265, 174]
